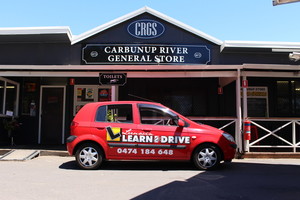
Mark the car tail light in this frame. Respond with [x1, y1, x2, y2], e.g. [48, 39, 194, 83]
[70, 121, 79, 134]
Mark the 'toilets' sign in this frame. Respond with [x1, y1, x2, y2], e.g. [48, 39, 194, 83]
[99, 73, 127, 86]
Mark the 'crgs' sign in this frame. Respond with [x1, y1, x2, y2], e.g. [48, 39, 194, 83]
[127, 19, 165, 39]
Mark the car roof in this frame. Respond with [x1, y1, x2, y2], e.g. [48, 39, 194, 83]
[87, 101, 163, 106]
[74, 101, 165, 121]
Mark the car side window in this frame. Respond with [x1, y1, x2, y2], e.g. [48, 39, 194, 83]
[96, 104, 133, 123]
[139, 106, 178, 126]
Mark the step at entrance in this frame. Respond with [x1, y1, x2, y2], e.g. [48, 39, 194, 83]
[0, 150, 40, 161]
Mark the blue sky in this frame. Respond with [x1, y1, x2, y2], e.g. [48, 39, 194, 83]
[1, 0, 300, 42]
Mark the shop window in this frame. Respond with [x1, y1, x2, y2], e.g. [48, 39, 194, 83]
[74, 85, 111, 115]
[276, 80, 300, 117]
[0, 77, 19, 117]
[243, 87, 269, 117]
[5, 83, 17, 113]
[95, 104, 132, 123]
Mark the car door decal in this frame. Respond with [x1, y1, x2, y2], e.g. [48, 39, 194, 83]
[106, 126, 122, 141]
[106, 126, 190, 149]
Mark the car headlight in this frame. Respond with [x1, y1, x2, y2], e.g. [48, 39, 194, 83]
[222, 132, 235, 143]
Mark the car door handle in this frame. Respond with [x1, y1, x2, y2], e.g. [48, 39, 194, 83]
[142, 128, 152, 132]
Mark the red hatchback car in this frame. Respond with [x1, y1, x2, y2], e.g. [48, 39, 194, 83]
[66, 101, 236, 170]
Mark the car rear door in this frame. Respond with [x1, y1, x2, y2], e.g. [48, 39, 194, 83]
[91, 103, 141, 159]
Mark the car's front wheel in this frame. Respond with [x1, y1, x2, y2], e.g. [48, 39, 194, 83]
[192, 144, 221, 170]
[75, 143, 103, 170]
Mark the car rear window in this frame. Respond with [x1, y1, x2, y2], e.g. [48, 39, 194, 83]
[95, 104, 133, 123]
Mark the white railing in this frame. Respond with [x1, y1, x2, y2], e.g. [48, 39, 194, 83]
[189, 117, 239, 147]
[190, 117, 300, 153]
[189, 117, 237, 130]
[247, 118, 300, 153]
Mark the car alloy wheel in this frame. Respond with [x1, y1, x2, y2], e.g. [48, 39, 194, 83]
[193, 144, 221, 170]
[75, 143, 103, 170]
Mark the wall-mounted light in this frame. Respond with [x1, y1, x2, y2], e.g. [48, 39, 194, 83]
[289, 52, 300, 62]
[218, 87, 223, 95]
[273, 0, 300, 6]
[69, 78, 75, 85]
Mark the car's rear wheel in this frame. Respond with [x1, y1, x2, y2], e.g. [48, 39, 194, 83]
[193, 144, 221, 170]
[75, 143, 103, 170]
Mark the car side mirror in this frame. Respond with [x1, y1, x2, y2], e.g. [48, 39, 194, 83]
[177, 119, 185, 127]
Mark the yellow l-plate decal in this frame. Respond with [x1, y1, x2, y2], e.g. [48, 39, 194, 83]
[106, 127, 121, 141]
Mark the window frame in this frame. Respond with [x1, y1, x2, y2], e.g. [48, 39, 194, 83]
[0, 77, 19, 117]
[73, 85, 112, 116]
[138, 103, 180, 126]
[95, 104, 133, 124]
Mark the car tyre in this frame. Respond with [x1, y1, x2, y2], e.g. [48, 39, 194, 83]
[193, 144, 221, 170]
[75, 143, 103, 170]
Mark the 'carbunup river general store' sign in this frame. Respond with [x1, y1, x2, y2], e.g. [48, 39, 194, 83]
[82, 44, 211, 65]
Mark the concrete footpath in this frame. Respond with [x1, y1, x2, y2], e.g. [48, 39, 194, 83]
[1, 145, 300, 160]
[0, 145, 69, 161]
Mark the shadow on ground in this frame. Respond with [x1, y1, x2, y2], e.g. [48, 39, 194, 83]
[60, 160, 300, 200]
[59, 160, 197, 171]
[131, 162, 300, 200]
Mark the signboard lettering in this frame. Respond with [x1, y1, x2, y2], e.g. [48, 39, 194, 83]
[82, 44, 210, 65]
[99, 73, 127, 86]
[127, 19, 164, 39]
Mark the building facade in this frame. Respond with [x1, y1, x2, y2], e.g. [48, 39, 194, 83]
[1, 7, 300, 153]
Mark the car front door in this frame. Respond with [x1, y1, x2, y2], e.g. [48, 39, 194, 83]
[134, 103, 191, 160]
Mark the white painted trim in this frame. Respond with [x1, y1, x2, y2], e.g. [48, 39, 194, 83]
[15, 82, 20, 116]
[236, 69, 242, 153]
[242, 76, 249, 152]
[272, 48, 300, 52]
[111, 86, 118, 101]
[0, 64, 241, 70]
[0, 26, 72, 41]
[71, 6, 222, 45]
[2, 81, 6, 115]
[0, 77, 20, 117]
[38, 85, 66, 144]
[243, 63, 300, 71]
[242, 71, 300, 78]
[0, 71, 239, 78]
[73, 85, 112, 116]
[221, 40, 300, 52]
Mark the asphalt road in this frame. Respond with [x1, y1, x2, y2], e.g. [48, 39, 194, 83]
[1, 156, 300, 200]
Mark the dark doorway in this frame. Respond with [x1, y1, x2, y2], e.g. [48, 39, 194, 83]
[39, 86, 65, 144]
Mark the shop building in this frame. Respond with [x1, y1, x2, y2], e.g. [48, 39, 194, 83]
[1, 7, 300, 154]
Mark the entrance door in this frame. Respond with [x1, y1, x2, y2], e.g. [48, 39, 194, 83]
[39, 86, 65, 144]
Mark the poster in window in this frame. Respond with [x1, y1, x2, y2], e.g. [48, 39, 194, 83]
[75, 105, 84, 114]
[85, 88, 94, 99]
[77, 88, 83, 101]
[25, 83, 36, 92]
[242, 87, 269, 117]
[99, 89, 111, 101]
